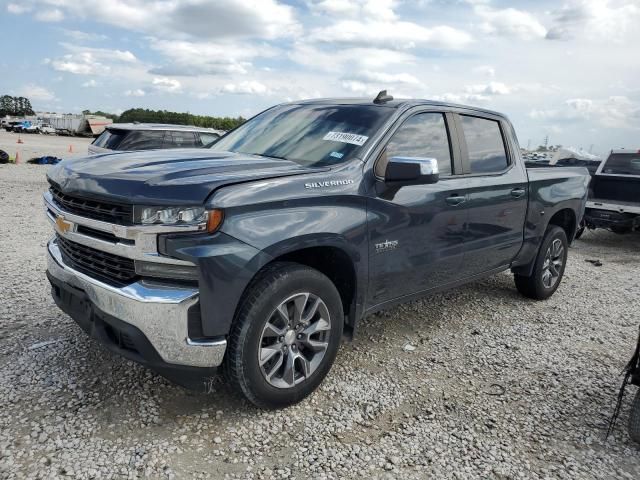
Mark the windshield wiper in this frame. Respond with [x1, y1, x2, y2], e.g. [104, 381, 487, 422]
[251, 152, 289, 161]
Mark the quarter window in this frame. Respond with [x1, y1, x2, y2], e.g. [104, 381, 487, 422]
[165, 131, 199, 148]
[378, 113, 452, 177]
[117, 131, 165, 151]
[460, 116, 509, 174]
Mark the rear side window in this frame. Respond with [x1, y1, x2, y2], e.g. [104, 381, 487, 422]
[164, 131, 199, 148]
[602, 153, 640, 175]
[460, 116, 509, 174]
[199, 132, 221, 146]
[92, 129, 128, 149]
[117, 131, 165, 151]
[379, 113, 452, 177]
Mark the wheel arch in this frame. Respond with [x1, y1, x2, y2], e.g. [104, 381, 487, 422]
[238, 242, 362, 338]
[547, 208, 577, 244]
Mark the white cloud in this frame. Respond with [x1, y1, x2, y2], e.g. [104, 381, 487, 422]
[529, 96, 640, 129]
[35, 9, 64, 22]
[221, 81, 269, 95]
[19, 84, 56, 102]
[16, 0, 300, 40]
[147, 38, 274, 76]
[48, 44, 138, 76]
[475, 6, 547, 40]
[81, 79, 97, 88]
[309, 0, 398, 21]
[7, 3, 32, 14]
[61, 29, 108, 42]
[465, 81, 511, 95]
[546, 0, 640, 42]
[473, 65, 495, 77]
[152, 77, 181, 93]
[309, 21, 472, 50]
[125, 89, 146, 97]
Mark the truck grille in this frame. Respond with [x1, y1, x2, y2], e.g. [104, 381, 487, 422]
[56, 235, 138, 287]
[50, 184, 133, 225]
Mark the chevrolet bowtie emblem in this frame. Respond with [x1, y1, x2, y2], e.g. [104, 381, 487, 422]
[55, 214, 72, 234]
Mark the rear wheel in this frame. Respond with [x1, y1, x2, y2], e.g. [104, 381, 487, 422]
[515, 225, 568, 300]
[224, 262, 343, 409]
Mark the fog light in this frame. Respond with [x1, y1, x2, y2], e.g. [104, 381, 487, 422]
[135, 261, 199, 281]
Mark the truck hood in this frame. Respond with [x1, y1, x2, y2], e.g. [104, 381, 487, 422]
[47, 149, 322, 205]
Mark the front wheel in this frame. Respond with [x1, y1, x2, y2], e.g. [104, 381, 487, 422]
[514, 225, 568, 300]
[224, 262, 343, 409]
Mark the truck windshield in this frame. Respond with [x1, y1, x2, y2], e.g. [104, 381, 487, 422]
[209, 104, 394, 167]
[602, 153, 640, 175]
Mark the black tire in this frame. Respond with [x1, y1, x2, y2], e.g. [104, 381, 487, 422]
[629, 389, 640, 444]
[224, 262, 343, 409]
[514, 225, 568, 300]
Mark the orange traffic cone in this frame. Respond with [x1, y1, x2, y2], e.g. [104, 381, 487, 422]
[68, 144, 73, 153]
[15, 151, 20, 164]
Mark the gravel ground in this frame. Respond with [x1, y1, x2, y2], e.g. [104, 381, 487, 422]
[0, 164, 639, 479]
[0, 130, 92, 162]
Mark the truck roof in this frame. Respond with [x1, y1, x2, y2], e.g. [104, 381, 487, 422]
[107, 123, 222, 133]
[609, 148, 640, 154]
[290, 97, 506, 119]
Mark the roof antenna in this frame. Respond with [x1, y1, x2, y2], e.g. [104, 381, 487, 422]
[373, 90, 393, 104]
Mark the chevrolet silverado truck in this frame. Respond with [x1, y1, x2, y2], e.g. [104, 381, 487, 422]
[582, 149, 640, 234]
[44, 94, 590, 408]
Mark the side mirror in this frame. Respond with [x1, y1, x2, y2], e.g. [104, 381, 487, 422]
[385, 157, 440, 185]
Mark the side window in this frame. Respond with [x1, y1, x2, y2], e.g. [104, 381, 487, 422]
[165, 131, 199, 148]
[460, 116, 509, 174]
[118, 131, 165, 151]
[199, 132, 221, 146]
[377, 113, 452, 177]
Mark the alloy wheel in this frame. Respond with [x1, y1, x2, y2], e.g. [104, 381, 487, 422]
[541, 238, 565, 289]
[258, 293, 331, 389]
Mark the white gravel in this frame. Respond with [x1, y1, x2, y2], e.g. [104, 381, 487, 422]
[0, 130, 92, 162]
[1, 164, 639, 479]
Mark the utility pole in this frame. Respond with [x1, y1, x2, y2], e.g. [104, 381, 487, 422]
[544, 135, 549, 149]
[526, 139, 531, 151]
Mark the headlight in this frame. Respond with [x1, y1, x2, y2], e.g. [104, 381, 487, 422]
[136, 206, 224, 233]
[139, 206, 207, 225]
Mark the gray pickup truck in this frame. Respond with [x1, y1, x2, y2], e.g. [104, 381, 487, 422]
[44, 94, 590, 408]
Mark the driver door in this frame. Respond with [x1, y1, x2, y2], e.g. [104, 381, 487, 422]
[367, 111, 469, 305]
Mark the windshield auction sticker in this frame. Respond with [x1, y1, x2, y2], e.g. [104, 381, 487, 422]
[323, 131, 369, 146]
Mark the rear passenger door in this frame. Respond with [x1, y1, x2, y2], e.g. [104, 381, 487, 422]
[453, 113, 528, 275]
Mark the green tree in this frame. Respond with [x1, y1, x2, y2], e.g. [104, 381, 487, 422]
[0, 95, 34, 116]
[118, 108, 245, 130]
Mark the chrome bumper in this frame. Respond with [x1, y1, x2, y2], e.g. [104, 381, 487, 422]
[47, 239, 226, 368]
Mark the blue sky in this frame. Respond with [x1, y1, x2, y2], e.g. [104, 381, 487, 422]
[2, 0, 639, 155]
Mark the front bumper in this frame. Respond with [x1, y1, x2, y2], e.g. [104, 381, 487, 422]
[47, 238, 226, 378]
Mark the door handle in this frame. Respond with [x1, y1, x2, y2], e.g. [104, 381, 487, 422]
[511, 188, 526, 198]
[445, 195, 466, 206]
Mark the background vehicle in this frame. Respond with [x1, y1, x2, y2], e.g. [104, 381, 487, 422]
[24, 122, 56, 134]
[45, 95, 589, 408]
[38, 123, 56, 135]
[9, 120, 31, 133]
[88, 123, 225, 154]
[583, 149, 640, 234]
